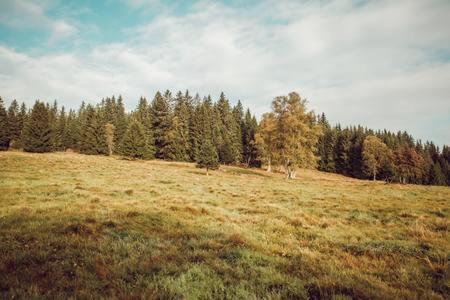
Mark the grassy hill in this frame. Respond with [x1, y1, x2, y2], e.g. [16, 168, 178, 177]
[0, 151, 449, 299]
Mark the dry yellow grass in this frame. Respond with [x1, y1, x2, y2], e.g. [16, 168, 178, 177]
[0, 151, 449, 299]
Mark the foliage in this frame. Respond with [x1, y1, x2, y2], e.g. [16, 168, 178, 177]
[0, 97, 9, 150]
[258, 92, 321, 178]
[196, 138, 219, 174]
[119, 119, 154, 159]
[0, 90, 448, 185]
[79, 105, 108, 155]
[22, 101, 52, 153]
[362, 135, 390, 180]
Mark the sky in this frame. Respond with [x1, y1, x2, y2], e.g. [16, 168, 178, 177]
[0, 0, 449, 146]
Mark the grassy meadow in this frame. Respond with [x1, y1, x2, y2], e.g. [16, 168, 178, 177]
[0, 151, 449, 299]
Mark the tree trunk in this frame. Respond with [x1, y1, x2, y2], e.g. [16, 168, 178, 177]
[373, 165, 376, 181]
[266, 158, 272, 172]
[206, 167, 209, 176]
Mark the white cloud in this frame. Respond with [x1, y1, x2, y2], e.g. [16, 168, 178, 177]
[0, 0, 449, 145]
[0, 0, 77, 40]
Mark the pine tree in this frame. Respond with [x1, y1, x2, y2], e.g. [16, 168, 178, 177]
[349, 126, 365, 178]
[216, 92, 241, 164]
[242, 109, 260, 167]
[48, 101, 59, 150]
[54, 106, 67, 151]
[233, 100, 244, 162]
[196, 138, 219, 175]
[120, 119, 154, 159]
[22, 101, 52, 153]
[80, 105, 108, 155]
[317, 113, 336, 172]
[7, 100, 21, 148]
[163, 91, 190, 161]
[150, 91, 171, 159]
[0, 97, 9, 150]
[64, 109, 79, 150]
[429, 161, 446, 186]
[185, 90, 197, 161]
[114, 95, 128, 149]
[335, 128, 351, 176]
[134, 96, 153, 143]
[188, 93, 201, 161]
[105, 123, 115, 156]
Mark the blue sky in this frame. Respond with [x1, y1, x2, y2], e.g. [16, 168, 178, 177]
[0, 0, 449, 146]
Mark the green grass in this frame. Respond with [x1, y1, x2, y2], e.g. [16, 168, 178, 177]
[0, 151, 449, 299]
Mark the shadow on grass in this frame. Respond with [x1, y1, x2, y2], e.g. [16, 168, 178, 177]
[0, 211, 304, 299]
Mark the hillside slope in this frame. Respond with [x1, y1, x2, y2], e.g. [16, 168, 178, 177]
[0, 152, 449, 299]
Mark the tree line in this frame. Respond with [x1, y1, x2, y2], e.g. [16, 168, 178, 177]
[316, 113, 449, 185]
[0, 91, 448, 185]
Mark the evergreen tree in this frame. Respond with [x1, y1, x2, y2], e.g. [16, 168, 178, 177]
[317, 113, 336, 172]
[134, 96, 153, 143]
[0, 97, 9, 150]
[429, 161, 446, 186]
[163, 91, 190, 161]
[196, 138, 219, 175]
[189, 94, 203, 161]
[7, 100, 21, 148]
[64, 109, 79, 150]
[232, 100, 244, 162]
[114, 95, 128, 149]
[349, 126, 366, 178]
[216, 92, 241, 164]
[185, 90, 197, 161]
[105, 123, 115, 156]
[335, 128, 352, 176]
[150, 91, 171, 159]
[54, 106, 67, 151]
[242, 109, 260, 167]
[48, 101, 59, 150]
[80, 105, 108, 155]
[22, 101, 52, 153]
[120, 119, 154, 159]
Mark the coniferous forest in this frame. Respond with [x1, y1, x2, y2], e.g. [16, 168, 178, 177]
[0, 91, 448, 186]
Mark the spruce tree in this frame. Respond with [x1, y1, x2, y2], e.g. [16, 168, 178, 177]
[7, 100, 21, 148]
[196, 138, 219, 175]
[48, 101, 59, 150]
[54, 106, 67, 151]
[80, 105, 108, 155]
[317, 113, 336, 172]
[134, 96, 153, 142]
[114, 95, 128, 148]
[164, 91, 190, 161]
[0, 97, 9, 150]
[64, 109, 79, 150]
[335, 128, 351, 175]
[120, 119, 154, 159]
[216, 92, 241, 164]
[189, 94, 203, 161]
[150, 91, 171, 159]
[22, 101, 52, 153]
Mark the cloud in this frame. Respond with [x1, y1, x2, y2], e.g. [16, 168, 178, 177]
[0, 0, 449, 145]
[0, 0, 77, 40]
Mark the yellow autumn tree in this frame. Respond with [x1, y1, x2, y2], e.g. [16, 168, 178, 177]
[362, 135, 390, 181]
[258, 92, 321, 179]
